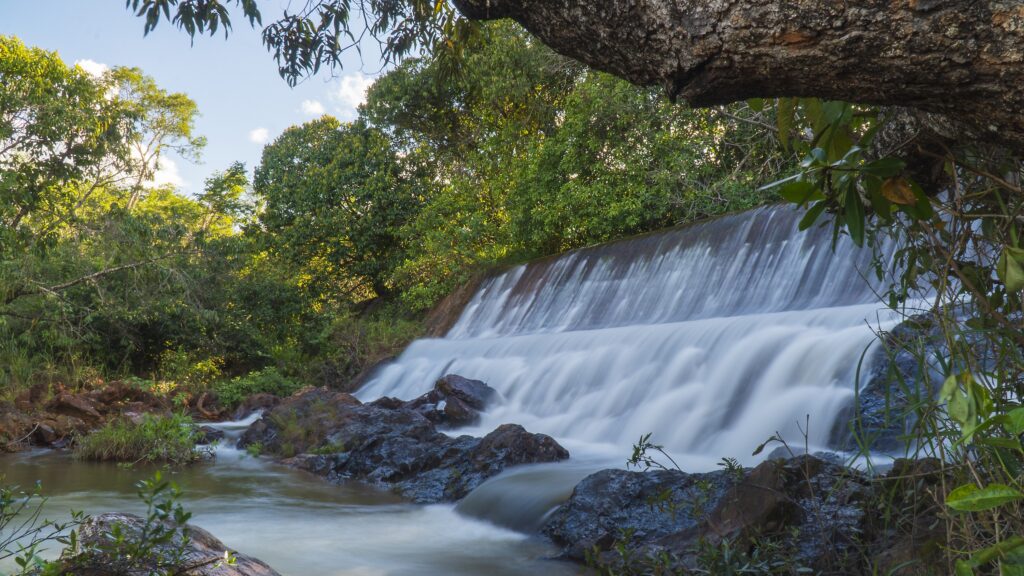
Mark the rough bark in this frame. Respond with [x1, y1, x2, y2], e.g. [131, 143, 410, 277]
[451, 0, 1024, 152]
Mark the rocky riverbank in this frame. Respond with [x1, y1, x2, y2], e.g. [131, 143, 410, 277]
[237, 375, 569, 503]
[540, 454, 945, 574]
[4, 370, 946, 575]
[0, 381, 171, 451]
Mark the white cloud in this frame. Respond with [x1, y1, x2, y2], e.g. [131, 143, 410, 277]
[151, 157, 185, 188]
[300, 99, 326, 116]
[331, 73, 375, 117]
[75, 59, 110, 78]
[249, 127, 270, 144]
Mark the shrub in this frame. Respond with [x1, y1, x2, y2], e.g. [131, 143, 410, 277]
[212, 367, 301, 410]
[74, 414, 206, 466]
[0, 481, 82, 574]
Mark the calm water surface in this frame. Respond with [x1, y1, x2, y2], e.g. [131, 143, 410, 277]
[0, 441, 578, 576]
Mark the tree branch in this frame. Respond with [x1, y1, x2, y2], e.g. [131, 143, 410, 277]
[451, 0, 1024, 152]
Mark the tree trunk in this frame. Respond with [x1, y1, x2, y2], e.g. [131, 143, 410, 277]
[452, 0, 1024, 152]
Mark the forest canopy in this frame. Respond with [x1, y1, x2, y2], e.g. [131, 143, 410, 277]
[0, 24, 784, 400]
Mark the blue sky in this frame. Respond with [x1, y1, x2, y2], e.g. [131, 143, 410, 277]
[0, 1, 384, 195]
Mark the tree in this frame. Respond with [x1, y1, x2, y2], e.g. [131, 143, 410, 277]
[196, 161, 250, 233]
[253, 117, 420, 300]
[0, 36, 125, 251]
[124, 0, 469, 85]
[127, 1, 1023, 151]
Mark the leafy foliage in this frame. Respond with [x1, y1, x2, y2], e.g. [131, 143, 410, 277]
[125, 0, 471, 86]
[762, 96, 1024, 574]
[212, 367, 301, 410]
[74, 414, 206, 465]
[0, 482, 82, 575]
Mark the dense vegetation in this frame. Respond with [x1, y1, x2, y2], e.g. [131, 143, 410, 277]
[73, 413, 206, 465]
[0, 25, 783, 409]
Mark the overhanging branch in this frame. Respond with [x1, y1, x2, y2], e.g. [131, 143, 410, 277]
[452, 0, 1024, 152]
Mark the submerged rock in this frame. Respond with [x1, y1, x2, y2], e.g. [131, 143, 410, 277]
[238, 384, 567, 503]
[63, 512, 281, 575]
[543, 455, 869, 573]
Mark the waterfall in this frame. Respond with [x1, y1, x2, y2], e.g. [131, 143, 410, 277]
[358, 205, 903, 468]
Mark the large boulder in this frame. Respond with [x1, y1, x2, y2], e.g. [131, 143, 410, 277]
[238, 386, 567, 503]
[62, 513, 280, 576]
[542, 455, 869, 573]
[541, 468, 733, 561]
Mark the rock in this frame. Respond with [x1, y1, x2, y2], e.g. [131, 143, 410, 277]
[86, 381, 165, 411]
[838, 308, 993, 452]
[232, 393, 282, 421]
[196, 425, 226, 445]
[865, 458, 947, 575]
[707, 459, 802, 541]
[0, 404, 35, 450]
[46, 392, 103, 422]
[398, 374, 499, 428]
[434, 374, 496, 410]
[67, 512, 281, 575]
[542, 468, 733, 561]
[240, 386, 568, 503]
[542, 455, 869, 573]
[441, 395, 477, 426]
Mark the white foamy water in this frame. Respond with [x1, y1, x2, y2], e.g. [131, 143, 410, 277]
[358, 206, 904, 467]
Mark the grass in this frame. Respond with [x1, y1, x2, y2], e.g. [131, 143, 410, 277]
[74, 413, 207, 466]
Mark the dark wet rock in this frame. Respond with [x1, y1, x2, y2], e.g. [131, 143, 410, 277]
[368, 396, 405, 410]
[435, 374, 496, 410]
[543, 455, 869, 573]
[231, 393, 281, 421]
[837, 308, 997, 452]
[542, 468, 733, 561]
[400, 374, 498, 428]
[196, 425, 226, 445]
[842, 314, 946, 452]
[439, 395, 477, 426]
[765, 445, 843, 465]
[240, 386, 568, 503]
[64, 512, 281, 575]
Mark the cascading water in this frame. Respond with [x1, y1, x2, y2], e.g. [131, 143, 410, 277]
[358, 205, 905, 468]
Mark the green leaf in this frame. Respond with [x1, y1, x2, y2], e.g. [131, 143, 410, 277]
[955, 560, 975, 576]
[844, 188, 865, 247]
[862, 157, 905, 178]
[747, 98, 765, 112]
[1004, 407, 1024, 436]
[946, 483, 1024, 512]
[978, 437, 1022, 451]
[798, 201, 827, 231]
[997, 246, 1024, 292]
[778, 181, 821, 204]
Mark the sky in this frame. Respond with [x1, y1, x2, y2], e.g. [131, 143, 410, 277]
[0, 0, 384, 195]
